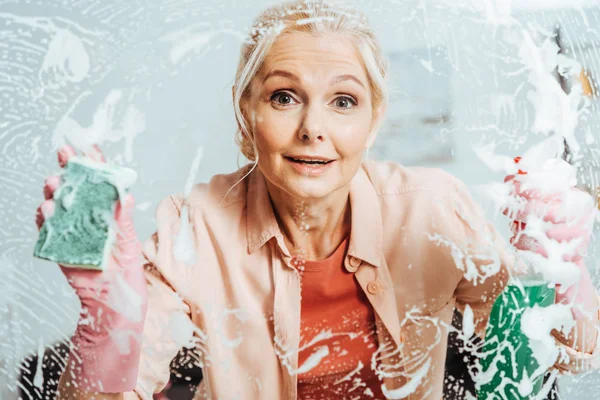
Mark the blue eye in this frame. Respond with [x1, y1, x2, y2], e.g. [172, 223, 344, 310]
[334, 96, 357, 109]
[271, 92, 296, 105]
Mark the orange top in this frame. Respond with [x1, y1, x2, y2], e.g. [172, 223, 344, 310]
[294, 237, 385, 399]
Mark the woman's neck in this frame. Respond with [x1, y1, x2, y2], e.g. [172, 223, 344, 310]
[266, 182, 351, 261]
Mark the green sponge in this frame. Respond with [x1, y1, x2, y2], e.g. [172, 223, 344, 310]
[34, 156, 137, 270]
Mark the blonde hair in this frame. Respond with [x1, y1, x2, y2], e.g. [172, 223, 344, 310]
[233, 0, 388, 162]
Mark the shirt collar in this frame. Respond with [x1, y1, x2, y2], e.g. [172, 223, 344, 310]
[346, 166, 383, 268]
[246, 167, 286, 255]
[246, 165, 383, 268]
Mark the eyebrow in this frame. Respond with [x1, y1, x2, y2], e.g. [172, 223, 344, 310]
[329, 74, 365, 89]
[263, 70, 366, 89]
[263, 70, 300, 83]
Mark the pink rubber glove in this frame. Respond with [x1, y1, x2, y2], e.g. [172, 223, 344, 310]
[36, 144, 148, 393]
[504, 172, 597, 320]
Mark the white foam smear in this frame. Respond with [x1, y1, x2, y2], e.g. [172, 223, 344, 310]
[476, 27, 588, 176]
[455, 8, 599, 395]
[0, 12, 98, 93]
[518, 244, 582, 290]
[534, 369, 560, 400]
[502, 153, 596, 291]
[381, 358, 432, 399]
[173, 205, 197, 265]
[159, 21, 246, 66]
[476, 136, 578, 190]
[120, 105, 146, 163]
[169, 311, 197, 349]
[214, 308, 248, 349]
[55, 90, 120, 152]
[3, 1, 600, 398]
[110, 328, 142, 356]
[473, 340, 505, 387]
[521, 304, 575, 379]
[174, 146, 204, 265]
[53, 89, 146, 159]
[103, 271, 143, 323]
[518, 369, 534, 397]
[40, 29, 90, 85]
[295, 346, 330, 375]
[274, 329, 360, 376]
[276, 329, 334, 375]
[428, 231, 503, 285]
[374, 310, 445, 398]
[0, 12, 101, 100]
[183, 146, 204, 199]
[475, 26, 596, 287]
[333, 361, 365, 385]
[464, 392, 477, 400]
[474, 143, 516, 172]
[514, 137, 578, 190]
[462, 304, 475, 339]
[473, 325, 562, 398]
[32, 337, 44, 389]
[476, 182, 513, 215]
[160, 24, 215, 66]
[519, 34, 585, 153]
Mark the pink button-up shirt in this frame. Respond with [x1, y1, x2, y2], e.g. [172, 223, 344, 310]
[126, 160, 514, 399]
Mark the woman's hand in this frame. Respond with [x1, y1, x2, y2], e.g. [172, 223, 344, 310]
[504, 172, 597, 321]
[504, 175, 594, 258]
[36, 144, 148, 393]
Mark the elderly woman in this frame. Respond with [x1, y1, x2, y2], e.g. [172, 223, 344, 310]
[36, 1, 598, 399]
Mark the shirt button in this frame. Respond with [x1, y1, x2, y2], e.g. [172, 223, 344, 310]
[367, 281, 382, 295]
[346, 256, 362, 272]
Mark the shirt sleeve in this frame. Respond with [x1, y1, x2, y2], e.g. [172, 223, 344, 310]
[444, 177, 511, 339]
[126, 195, 194, 400]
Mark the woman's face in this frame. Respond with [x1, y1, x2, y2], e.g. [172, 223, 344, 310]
[248, 32, 382, 200]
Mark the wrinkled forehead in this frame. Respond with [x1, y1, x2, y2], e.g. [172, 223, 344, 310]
[256, 31, 368, 84]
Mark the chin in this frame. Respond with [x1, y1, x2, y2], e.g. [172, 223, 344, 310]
[281, 176, 341, 200]
[261, 160, 350, 200]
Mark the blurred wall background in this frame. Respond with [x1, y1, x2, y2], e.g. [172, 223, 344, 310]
[1, 0, 600, 398]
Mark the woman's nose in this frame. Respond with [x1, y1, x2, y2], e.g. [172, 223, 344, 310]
[297, 105, 325, 142]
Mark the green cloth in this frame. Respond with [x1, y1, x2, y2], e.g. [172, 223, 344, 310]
[476, 280, 556, 399]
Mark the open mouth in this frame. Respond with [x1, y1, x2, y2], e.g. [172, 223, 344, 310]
[284, 156, 334, 165]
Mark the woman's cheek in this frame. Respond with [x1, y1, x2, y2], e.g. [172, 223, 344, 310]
[253, 110, 278, 141]
[336, 126, 370, 152]
[253, 104, 270, 126]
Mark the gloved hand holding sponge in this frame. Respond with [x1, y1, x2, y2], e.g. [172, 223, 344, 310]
[34, 144, 148, 393]
[504, 154, 598, 322]
[477, 148, 599, 399]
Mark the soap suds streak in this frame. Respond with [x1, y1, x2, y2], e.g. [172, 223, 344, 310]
[2, 0, 600, 398]
[0, 1, 225, 393]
